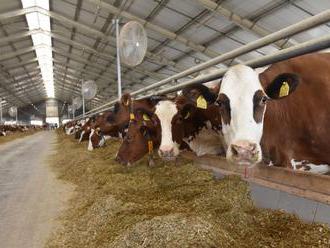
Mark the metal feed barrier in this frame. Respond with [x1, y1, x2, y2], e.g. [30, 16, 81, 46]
[77, 8, 330, 118]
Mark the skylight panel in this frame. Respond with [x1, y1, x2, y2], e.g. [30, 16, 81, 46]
[21, 0, 54, 98]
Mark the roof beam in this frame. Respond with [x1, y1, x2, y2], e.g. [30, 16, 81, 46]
[52, 47, 164, 80]
[54, 77, 105, 103]
[4, 58, 39, 70]
[45, 29, 166, 80]
[54, 62, 138, 85]
[0, 45, 36, 61]
[86, 0, 220, 58]
[195, 0, 298, 49]
[0, 6, 186, 70]
[54, 70, 113, 100]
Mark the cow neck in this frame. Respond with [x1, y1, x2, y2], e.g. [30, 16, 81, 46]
[184, 105, 221, 142]
[95, 129, 106, 147]
[142, 120, 155, 166]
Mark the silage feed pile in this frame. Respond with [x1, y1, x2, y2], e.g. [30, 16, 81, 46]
[47, 132, 330, 248]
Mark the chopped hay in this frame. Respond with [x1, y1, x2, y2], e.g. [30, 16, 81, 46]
[47, 131, 330, 248]
[0, 130, 40, 145]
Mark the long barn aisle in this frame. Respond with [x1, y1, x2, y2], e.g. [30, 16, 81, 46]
[0, 132, 72, 248]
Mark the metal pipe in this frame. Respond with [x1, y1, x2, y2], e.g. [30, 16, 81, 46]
[86, 0, 220, 58]
[195, 0, 298, 49]
[115, 19, 122, 99]
[0, 98, 2, 123]
[79, 9, 330, 118]
[82, 81, 85, 117]
[144, 33, 330, 97]
[81, 33, 330, 118]
[130, 9, 330, 97]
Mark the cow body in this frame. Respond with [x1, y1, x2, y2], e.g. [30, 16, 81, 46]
[218, 53, 330, 174]
[260, 53, 330, 172]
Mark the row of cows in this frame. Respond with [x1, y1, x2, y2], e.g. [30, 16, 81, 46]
[63, 53, 330, 175]
[0, 124, 42, 136]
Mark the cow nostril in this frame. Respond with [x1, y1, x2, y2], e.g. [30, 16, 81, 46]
[250, 143, 257, 152]
[231, 145, 239, 156]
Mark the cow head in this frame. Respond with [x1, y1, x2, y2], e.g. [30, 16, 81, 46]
[218, 64, 299, 165]
[87, 94, 132, 151]
[157, 84, 217, 160]
[116, 109, 161, 165]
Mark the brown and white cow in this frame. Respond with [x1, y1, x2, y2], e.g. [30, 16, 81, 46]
[116, 84, 225, 164]
[217, 53, 330, 174]
[88, 94, 161, 150]
[155, 84, 225, 160]
[116, 108, 161, 166]
[79, 111, 114, 143]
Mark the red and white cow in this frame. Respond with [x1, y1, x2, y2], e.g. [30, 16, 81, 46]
[87, 94, 160, 151]
[155, 84, 224, 160]
[116, 84, 225, 165]
[217, 53, 330, 174]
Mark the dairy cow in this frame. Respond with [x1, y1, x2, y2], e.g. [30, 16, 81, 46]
[217, 53, 330, 174]
[116, 84, 225, 165]
[88, 94, 159, 150]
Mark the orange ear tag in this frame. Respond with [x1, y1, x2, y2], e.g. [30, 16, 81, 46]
[148, 140, 153, 154]
[130, 113, 135, 120]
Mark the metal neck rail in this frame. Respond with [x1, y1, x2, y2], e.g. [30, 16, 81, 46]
[77, 9, 330, 119]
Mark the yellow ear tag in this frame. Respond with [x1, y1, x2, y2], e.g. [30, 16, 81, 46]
[130, 113, 135, 120]
[184, 112, 190, 119]
[148, 140, 153, 154]
[143, 114, 150, 121]
[279, 81, 290, 97]
[196, 95, 207, 109]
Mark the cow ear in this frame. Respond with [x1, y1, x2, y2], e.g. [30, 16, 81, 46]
[149, 95, 167, 105]
[121, 93, 132, 106]
[265, 73, 299, 100]
[181, 103, 196, 120]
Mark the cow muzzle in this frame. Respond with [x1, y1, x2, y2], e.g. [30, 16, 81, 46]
[158, 147, 176, 160]
[115, 154, 132, 166]
[229, 140, 260, 165]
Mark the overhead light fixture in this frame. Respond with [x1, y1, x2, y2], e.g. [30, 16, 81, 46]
[21, 0, 54, 98]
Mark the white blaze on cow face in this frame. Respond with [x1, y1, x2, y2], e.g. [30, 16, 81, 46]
[219, 65, 265, 164]
[155, 100, 180, 159]
[79, 130, 85, 143]
[65, 126, 74, 135]
[88, 129, 94, 151]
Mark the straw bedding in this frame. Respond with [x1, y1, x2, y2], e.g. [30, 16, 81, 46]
[46, 131, 330, 248]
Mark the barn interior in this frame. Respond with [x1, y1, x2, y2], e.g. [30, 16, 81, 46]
[0, 1, 330, 247]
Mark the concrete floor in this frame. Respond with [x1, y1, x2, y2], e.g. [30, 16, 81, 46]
[0, 131, 72, 248]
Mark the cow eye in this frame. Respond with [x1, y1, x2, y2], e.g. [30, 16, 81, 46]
[260, 96, 268, 105]
[216, 99, 222, 107]
[126, 135, 132, 142]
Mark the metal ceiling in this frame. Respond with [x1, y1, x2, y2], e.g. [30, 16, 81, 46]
[0, 0, 329, 114]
